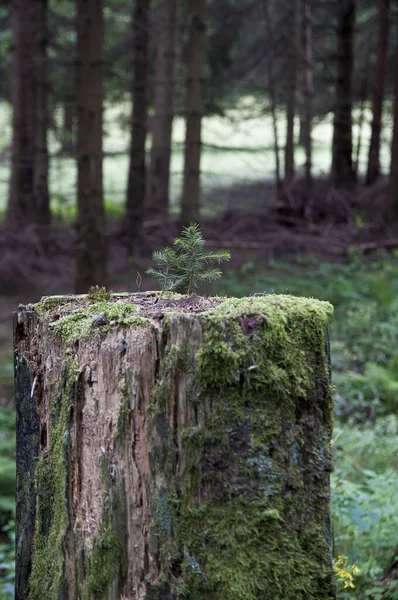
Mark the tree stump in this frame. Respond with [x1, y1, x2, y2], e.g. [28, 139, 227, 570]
[15, 292, 335, 600]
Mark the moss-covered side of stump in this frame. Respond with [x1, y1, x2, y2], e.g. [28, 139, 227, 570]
[15, 293, 335, 600]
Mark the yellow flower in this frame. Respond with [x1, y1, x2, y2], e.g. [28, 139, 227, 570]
[333, 555, 360, 591]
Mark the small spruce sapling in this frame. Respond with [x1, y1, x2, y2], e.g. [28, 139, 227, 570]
[147, 224, 230, 296]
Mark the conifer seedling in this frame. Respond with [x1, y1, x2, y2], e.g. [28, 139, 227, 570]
[146, 224, 230, 296]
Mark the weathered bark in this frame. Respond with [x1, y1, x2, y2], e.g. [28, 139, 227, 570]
[76, 0, 107, 292]
[331, 0, 356, 186]
[263, 0, 282, 192]
[284, 0, 298, 185]
[388, 38, 398, 220]
[15, 292, 336, 600]
[146, 0, 178, 217]
[180, 0, 207, 226]
[302, 0, 314, 194]
[126, 0, 150, 256]
[8, 0, 50, 228]
[366, 0, 390, 186]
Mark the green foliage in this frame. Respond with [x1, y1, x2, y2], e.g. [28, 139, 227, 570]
[332, 418, 398, 598]
[0, 408, 15, 527]
[147, 224, 230, 295]
[0, 521, 14, 600]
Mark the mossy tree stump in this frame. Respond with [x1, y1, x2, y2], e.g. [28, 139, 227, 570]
[15, 292, 335, 600]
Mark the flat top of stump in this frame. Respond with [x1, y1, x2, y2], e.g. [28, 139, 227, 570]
[21, 292, 333, 345]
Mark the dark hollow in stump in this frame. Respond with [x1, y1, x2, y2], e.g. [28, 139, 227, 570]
[15, 292, 335, 600]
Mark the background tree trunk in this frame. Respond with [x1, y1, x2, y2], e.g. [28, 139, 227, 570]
[180, 0, 207, 226]
[284, 0, 298, 185]
[388, 37, 398, 219]
[302, 0, 314, 195]
[354, 63, 369, 175]
[76, 0, 106, 293]
[331, 0, 356, 186]
[8, 0, 50, 228]
[126, 0, 150, 256]
[62, 102, 75, 156]
[366, 0, 390, 186]
[15, 293, 336, 600]
[263, 0, 282, 192]
[146, 0, 178, 217]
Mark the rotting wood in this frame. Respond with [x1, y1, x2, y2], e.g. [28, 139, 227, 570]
[15, 292, 336, 600]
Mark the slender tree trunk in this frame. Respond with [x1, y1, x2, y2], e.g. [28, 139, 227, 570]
[62, 103, 75, 156]
[8, 0, 50, 228]
[284, 0, 298, 185]
[302, 0, 314, 194]
[354, 63, 370, 175]
[76, 0, 106, 292]
[331, 0, 356, 186]
[146, 0, 178, 217]
[263, 0, 282, 193]
[298, 116, 305, 147]
[366, 0, 390, 186]
[34, 0, 50, 225]
[388, 38, 398, 220]
[180, 0, 207, 226]
[126, 0, 150, 256]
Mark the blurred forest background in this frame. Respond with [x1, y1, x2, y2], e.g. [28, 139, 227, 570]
[1, 0, 398, 598]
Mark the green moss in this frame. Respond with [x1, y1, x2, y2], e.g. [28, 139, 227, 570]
[50, 301, 151, 344]
[210, 294, 333, 321]
[29, 361, 76, 600]
[86, 517, 124, 598]
[34, 295, 73, 315]
[88, 285, 112, 302]
[178, 497, 332, 600]
[196, 295, 333, 418]
[147, 294, 335, 599]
